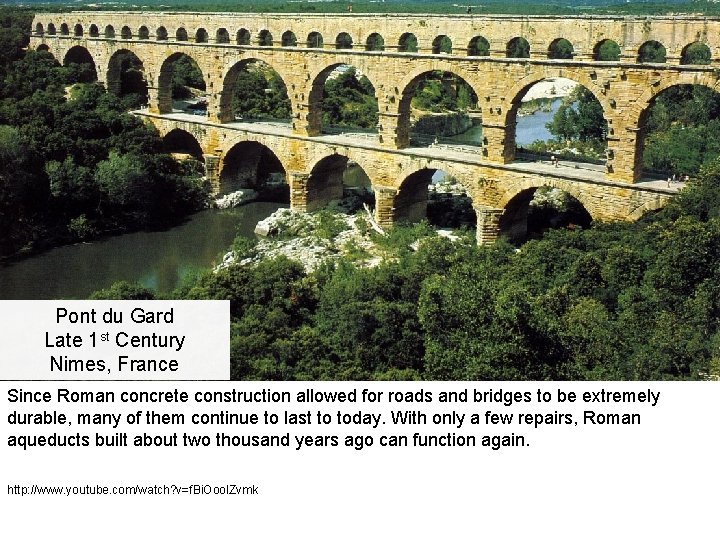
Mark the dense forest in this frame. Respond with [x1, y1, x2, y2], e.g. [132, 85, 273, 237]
[0, 9, 208, 257]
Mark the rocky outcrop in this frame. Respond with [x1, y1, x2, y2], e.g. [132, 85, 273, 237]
[214, 189, 259, 209]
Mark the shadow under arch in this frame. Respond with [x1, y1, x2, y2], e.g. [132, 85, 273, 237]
[394, 168, 476, 228]
[306, 62, 379, 135]
[499, 186, 593, 244]
[63, 45, 98, 83]
[219, 140, 289, 199]
[157, 52, 207, 114]
[106, 49, 148, 105]
[162, 128, 204, 161]
[305, 153, 373, 213]
[218, 57, 292, 124]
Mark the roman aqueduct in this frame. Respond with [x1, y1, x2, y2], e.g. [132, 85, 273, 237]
[30, 11, 718, 242]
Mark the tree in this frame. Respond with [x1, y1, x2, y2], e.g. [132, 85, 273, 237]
[171, 55, 205, 99]
[546, 86, 606, 143]
[596, 40, 620, 61]
[322, 66, 378, 128]
[232, 64, 291, 120]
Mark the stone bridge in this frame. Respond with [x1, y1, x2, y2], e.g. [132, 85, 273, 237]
[30, 11, 706, 242]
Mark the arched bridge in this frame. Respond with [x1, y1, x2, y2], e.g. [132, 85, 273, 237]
[31, 11, 704, 242]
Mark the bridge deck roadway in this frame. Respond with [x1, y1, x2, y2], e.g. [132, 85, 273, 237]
[135, 110, 682, 197]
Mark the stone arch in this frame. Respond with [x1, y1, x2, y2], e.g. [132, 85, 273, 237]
[632, 80, 720, 178]
[195, 28, 208, 43]
[393, 167, 477, 227]
[502, 72, 612, 162]
[106, 49, 148, 103]
[157, 52, 208, 114]
[47, 23, 56, 35]
[306, 62, 379, 135]
[307, 31, 323, 48]
[394, 169, 433, 222]
[398, 32, 418, 53]
[432, 35, 452, 54]
[63, 45, 98, 83]
[282, 30, 297, 47]
[73, 24, 83, 37]
[216, 28, 229, 43]
[156, 26, 168, 41]
[627, 198, 668, 221]
[138, 26, 149, 40]
[105, 25, 115, 39]
[35, 22, 43, 35]
[236, 28, 250, 45]
[37, 43, 50, 52]
[336, 32, 353, 49]
[498, 180, 599, 219]
[548, 38, 574, 59]
[60, 23, 69, 36]
[366, 32, 384, 51]
[504, 70, 612, 122]
[162, 128, 204, 161]
[218, 57, 293, 123]
[507, 36, 530, 58]
[593, 39, 620, 61]
[394, 63, 481, 147]
[468, 36, 490, 56]
[681, 41, 711, 65]
[219, 140, 289, 196]
[176, 27, 188, 42]
[121, 26, 132, 40]
[638, 40, 666, 63]
[305, 149, 380, 191]
[498, 183, 595, 242]
[258, 29, 273, 46]
[304, 153, 373, 212]
[633, 73, 720, 116]
[89, 24, 99, 37]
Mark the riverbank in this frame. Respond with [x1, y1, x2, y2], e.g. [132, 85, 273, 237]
[218, 178, 472, 274]
[0, 204, 283, 299]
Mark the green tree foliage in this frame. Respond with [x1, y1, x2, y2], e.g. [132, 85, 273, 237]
[232, 63, 291, 120]
[411, 71, 477, 113]
[171, 55, 206, 99]
[507, 37, 530, 58]
[595, 40, 620, 61]
[433, 35, 452, 54]
[549, 38, 573, 59]
[681, 42, 711, 65]
[399, 33, 418, 53]
[643, 85, 720, 175]
[546, 86, 607, 143]
[157, 156, 720, 381]
[0, 13, 208, 256]
[90, 281, 156, 299]
[638, 41, 666, 63]
[321, 66, 378, 129]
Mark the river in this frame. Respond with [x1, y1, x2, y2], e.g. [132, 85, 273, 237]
[448, 98, 562, 146]
[0, 202, 285, 300]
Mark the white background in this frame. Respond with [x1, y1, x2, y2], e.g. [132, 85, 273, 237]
[0, 300, 229, 380]
[1, 380, 717, 539]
